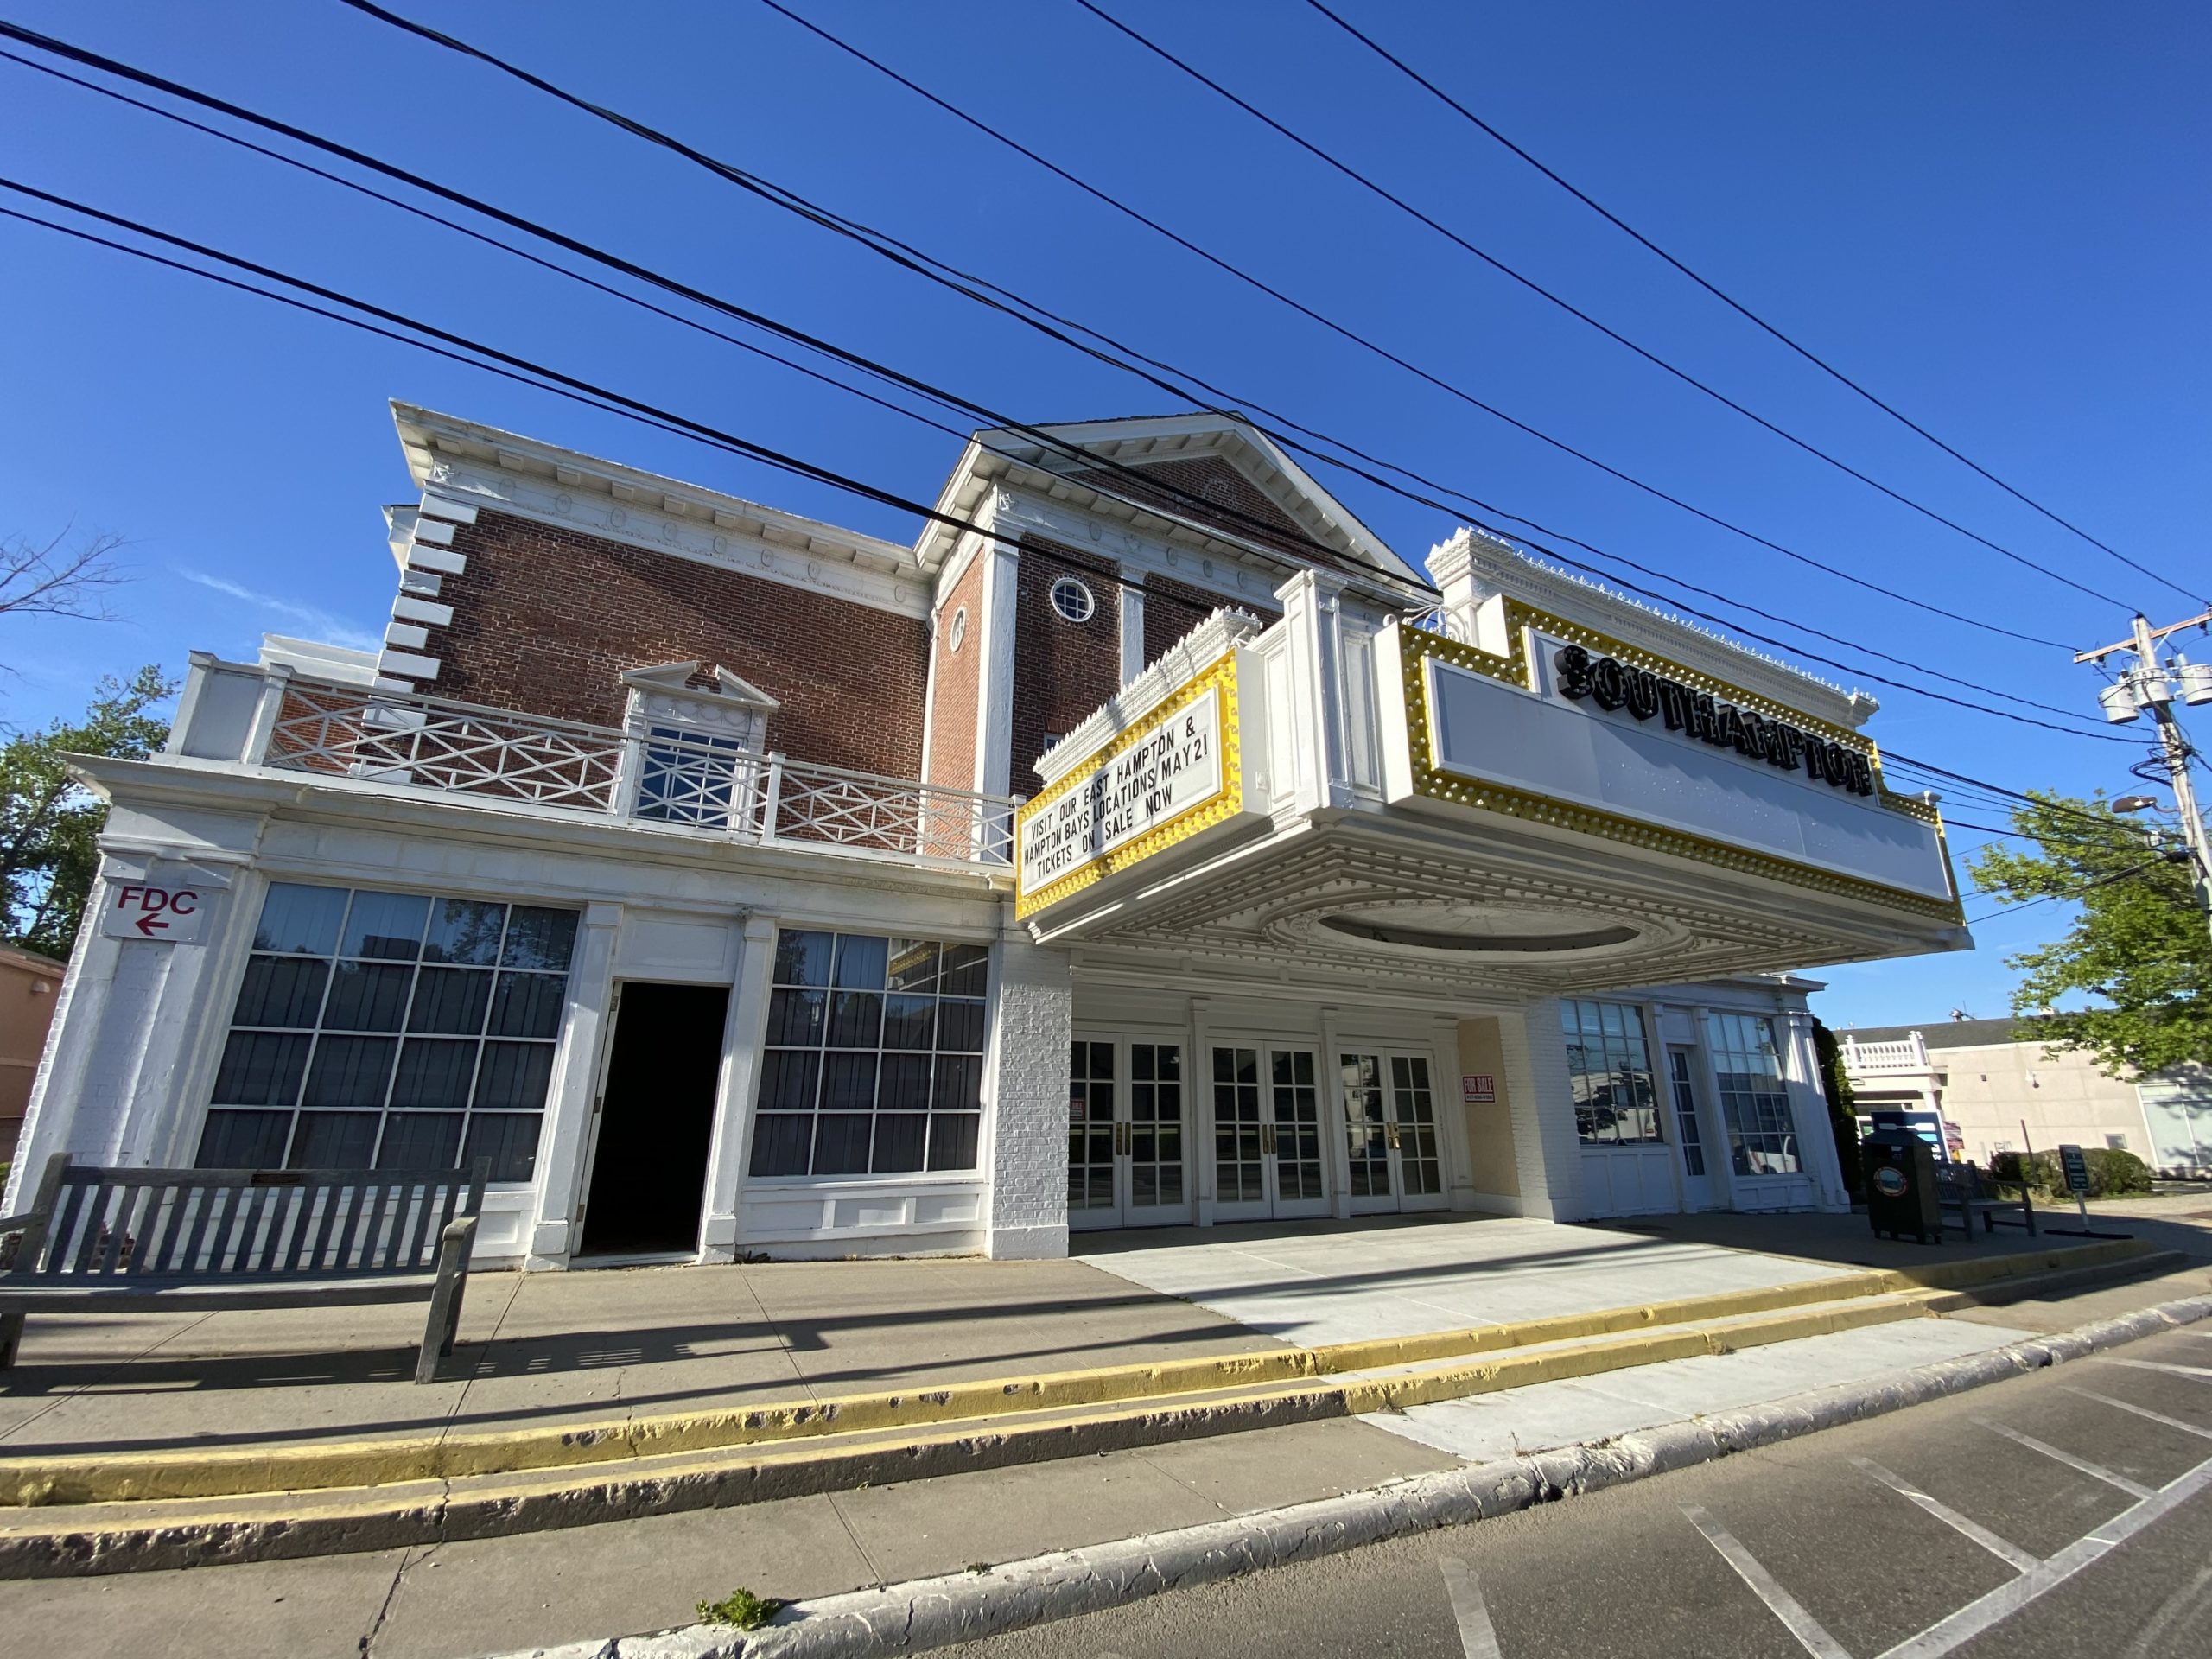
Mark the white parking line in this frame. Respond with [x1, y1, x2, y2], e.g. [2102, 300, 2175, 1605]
[1850, 1457, 2038, 1573]
[1876, 1448, 2212, 1659]
[1682, 1505, 1852, 1659]
[2068, 1386, 2212, 1441]
[1977, 1420, 2154, 1497]
[1438, 1556, 1502, 1659]
[2099, 1356, 2212, 1380]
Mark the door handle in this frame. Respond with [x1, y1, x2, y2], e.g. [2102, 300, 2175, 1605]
[1261, 1122, 1277, 1155]
[1116, 1122, 1130, 1157]
[1385, 1122, 1402, 1151]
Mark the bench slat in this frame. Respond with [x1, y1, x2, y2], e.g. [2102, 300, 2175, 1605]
[303, 1177, 350, 1273]
[125, 1184, 177, 1274]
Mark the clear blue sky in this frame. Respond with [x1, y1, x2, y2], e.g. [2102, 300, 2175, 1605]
[1, 1, 2205, 1027]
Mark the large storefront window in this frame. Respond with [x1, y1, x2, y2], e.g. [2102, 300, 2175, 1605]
[750, 930, 988, 1178]
[1705, 1013, 1802, 1175]
[198, 882, 577, 1180]
[1561, 1000, 1661, 1144]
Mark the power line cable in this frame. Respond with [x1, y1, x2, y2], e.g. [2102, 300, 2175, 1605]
[0, 179, 2127, 863]
[0, 32, 1428, 598]
[1962, 859, 2162, 926]
[1301, 0, 2200, 607]
[323, 0, 2083, 655]
[0, 29, 2122, 741]
[1068, 0, 2141, 613]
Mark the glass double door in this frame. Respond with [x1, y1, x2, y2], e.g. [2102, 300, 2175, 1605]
[1211, 1046, 1332, 1221]
[1068, 1038, 1192, 1230]
[1340, 1052, 1448, 1214]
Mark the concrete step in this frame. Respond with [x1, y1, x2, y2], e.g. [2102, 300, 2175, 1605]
[0, 1287, 1955, 1576]
[0, 1238, 2160, 1577]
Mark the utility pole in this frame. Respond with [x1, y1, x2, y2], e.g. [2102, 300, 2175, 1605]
[2077, 610, 2212, 938]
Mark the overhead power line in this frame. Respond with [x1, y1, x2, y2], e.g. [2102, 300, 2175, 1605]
[0, 43, 2132, 747]
[0, 34, 1427, 598]
[0, 28, 2125, 741]
[1301, 0, 2200, 608]
[328, 0, 2081, 656]
[0, 171, 2137, 772]
[1068, 0, 2144, 614]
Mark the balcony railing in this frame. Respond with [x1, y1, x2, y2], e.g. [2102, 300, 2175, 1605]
[1839, 1033, 1931, 1075]
[252, 676, 1015, 872]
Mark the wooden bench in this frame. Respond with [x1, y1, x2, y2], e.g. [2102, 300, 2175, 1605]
[0, 1154, 487, 1384]
[1936, 1160, 2037, 1238]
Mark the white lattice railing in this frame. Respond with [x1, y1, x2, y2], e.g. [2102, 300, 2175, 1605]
[257, 679, 1015, 871]
[1840, 1033, 1932, 1074]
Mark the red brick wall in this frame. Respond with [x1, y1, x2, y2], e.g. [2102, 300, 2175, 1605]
[425, 509, 929, 778]
[924, 550, 986, 791]
[1010, 537, 1122, 797]
[1143, 572, 1280, 670]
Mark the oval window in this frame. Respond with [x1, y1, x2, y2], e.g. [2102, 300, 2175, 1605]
[947, 606, 969, 652]
[1050, 576, 1096, 624]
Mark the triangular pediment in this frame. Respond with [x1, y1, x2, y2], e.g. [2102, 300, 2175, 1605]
[921, 413, 1419, 586]
[620, 660, 779, 710]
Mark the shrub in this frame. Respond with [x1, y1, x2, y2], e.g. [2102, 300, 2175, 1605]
[696, 1588, 782, 1630]
[1986, 1147, 2152, 1198]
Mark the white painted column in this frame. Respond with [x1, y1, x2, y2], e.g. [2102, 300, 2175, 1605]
[1318, 1006, 1354, 1217]
[1429, 1014, 1479, 1211]
[1272, 569, 1354, 814]
[1781, 1010, 1852, 1211]
[1119, 579, 1146, 686]
[981, 930, 1073, 1259]
[1688, 1020, 1748, 1211]
[527, 900, 622, 1268]
[699, 913, 779, 1262]
[7, 845, 256, 1207]
[976, 502, 1021, 799]
[1495, 999, 1585, 1222]
[1189, 996, 1218, 1225]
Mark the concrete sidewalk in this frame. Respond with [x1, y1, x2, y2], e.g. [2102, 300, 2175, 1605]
[1, 1252, 2203, 1659]
[0, 1208, 2147, 1459]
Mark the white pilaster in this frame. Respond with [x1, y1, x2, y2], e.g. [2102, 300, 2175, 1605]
[1781, 1009, 1852, 1211]
[528, 900, 622, 1268]
[981, 929, 1073, 1259]
[1119, 579, 1146, 686]
[699, 913, 778, 1262]
[1496, 999, 1585, 1221]
[1273, 569, 1354, 814]
[1318, 1006, 1353, 1218]
[976, 505, 1020, 798]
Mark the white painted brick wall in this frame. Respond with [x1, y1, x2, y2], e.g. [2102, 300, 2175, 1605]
[982, 933, 1073, 1259]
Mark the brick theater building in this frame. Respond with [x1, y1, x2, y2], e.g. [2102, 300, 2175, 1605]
[6, 404, 1969, 1264]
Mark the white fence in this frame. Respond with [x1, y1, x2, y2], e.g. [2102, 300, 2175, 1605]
[257, 679, 1015, 872]
[1839, 1033, 1932, 1075]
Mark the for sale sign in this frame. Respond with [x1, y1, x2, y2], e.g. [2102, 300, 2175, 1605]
[99, 879, 207, 944]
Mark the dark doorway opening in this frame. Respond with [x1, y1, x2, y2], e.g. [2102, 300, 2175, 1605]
[579, 982, 729, 1256]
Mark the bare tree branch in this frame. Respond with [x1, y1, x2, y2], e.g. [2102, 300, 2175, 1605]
[1, 526, 130, 623]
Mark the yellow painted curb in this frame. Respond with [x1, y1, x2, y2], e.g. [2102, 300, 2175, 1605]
[0, 1236, 2151, 1509]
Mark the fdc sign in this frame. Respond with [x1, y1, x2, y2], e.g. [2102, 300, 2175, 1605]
[99, 880, 207, 944]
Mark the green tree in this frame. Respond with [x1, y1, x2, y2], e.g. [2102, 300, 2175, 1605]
[1, 666, 176, 957]
[1966, 791, 2211, 1076]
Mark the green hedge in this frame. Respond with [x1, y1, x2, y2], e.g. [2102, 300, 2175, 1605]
[1986, 1147, 2153, 1199]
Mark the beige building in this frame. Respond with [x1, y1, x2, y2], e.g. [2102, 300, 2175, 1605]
[1840, 1017, 2212, 1176]
[0, 943, 66, 1168]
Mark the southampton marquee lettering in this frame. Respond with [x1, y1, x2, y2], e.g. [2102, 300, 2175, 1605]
[1552, 644, 1875, 796]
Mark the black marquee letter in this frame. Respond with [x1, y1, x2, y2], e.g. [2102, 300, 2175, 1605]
[1554, 645, 1593, 700]
[1590, 656, 1626, 711]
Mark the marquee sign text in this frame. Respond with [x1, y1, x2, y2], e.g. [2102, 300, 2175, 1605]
[1554, 644, 1874, 796]
[1018, 687, 1224, 896]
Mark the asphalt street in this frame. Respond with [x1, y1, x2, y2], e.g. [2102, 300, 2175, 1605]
[935, 1325, 2212, 1659]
